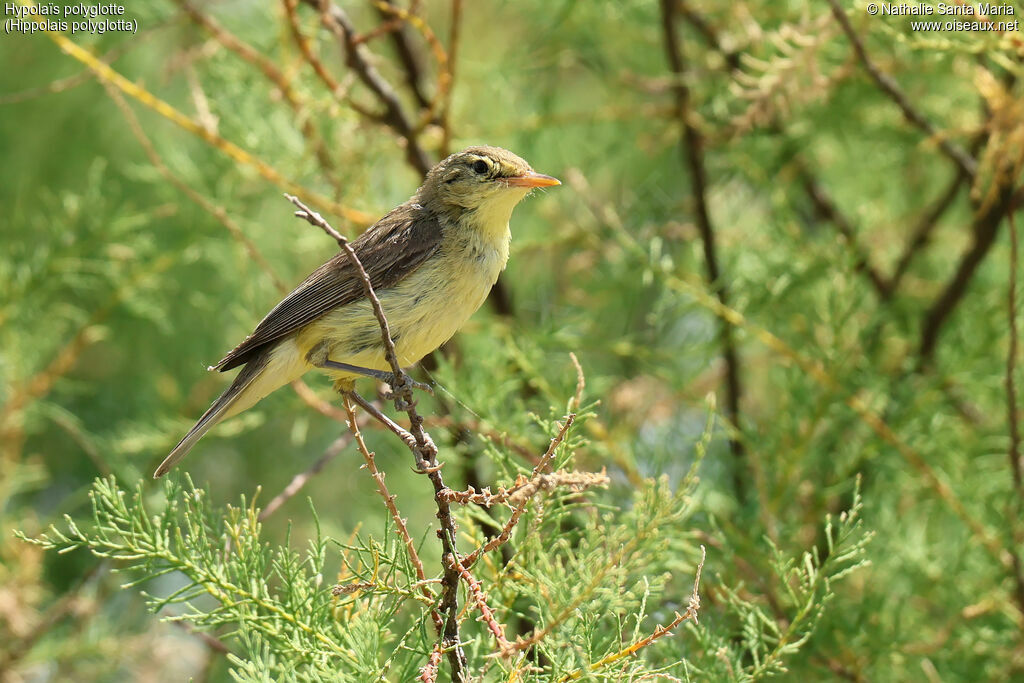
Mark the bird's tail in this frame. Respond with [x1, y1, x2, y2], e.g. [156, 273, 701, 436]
[153, 354, 271, 478]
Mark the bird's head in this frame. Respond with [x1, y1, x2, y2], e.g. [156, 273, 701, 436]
[418, 146, 560, 222]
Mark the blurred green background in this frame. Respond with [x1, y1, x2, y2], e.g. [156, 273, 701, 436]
[2, 0, 1023, 680]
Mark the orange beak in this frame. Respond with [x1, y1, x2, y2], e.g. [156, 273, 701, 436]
[505, 171, 561, 188]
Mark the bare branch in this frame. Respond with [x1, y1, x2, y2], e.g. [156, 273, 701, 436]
[558, 545, 706, 680]
[304, 0, 433, 175]
[259, 432, 352, 521]
[885, 171, 967, 299]
[447, 553, 512, 653]
[461, 414, 575, 569]
[342, 394, 443, 632]
[283, 193, 467, 680]
[798, 162, 889, 297]
[919, 183, 1016, 363]
[441, 469, 609, 508]
[1007, 211, 1023, 497]
[827, 0, 977, 179]
[660, 0, 747, 501]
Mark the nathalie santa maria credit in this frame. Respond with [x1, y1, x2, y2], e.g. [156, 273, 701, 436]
[877, 3, 1014, 15]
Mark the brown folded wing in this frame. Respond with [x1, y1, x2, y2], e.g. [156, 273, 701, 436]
[215, 202, 443, 371]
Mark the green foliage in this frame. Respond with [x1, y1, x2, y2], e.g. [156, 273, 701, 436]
[18, 417, 869, 680]
[3, 0, 1023, 680]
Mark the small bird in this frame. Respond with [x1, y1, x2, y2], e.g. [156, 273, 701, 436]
[154, 146, 559, 477]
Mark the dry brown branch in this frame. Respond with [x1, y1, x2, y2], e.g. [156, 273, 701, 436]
[1009, 211, 1023, 497]
[569, 352, 586, 412]
[558, 545, 706, 680]
[798, 162, 889, 297]
[441, 0, 463, 156]
[441, 469, 609, 508]
[461, 414, 575, 569]
[419, 642, 443, 683]
[258, 431, 352, 522]
[676, 1, 740, 71]
[885, 171, 968, 299]
[284, 193, 467, 680]
[919, 181, 1016, 363]
[1006, 211, 1024, 616]
[369, 0, 450, 132]
[302, 0, 434, 175]
[448, 553, 512, 653]
[281, 0, 371, 120]
[23, 17, 370, 226]
[367, 0, 429, 109]
[342, 394, 443, 632]
[661, 0, 747, 501]
[827, 0, 977, 179]
[174, 0, 346, 195]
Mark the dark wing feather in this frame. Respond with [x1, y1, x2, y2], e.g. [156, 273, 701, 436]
[215, 202, 443, 371]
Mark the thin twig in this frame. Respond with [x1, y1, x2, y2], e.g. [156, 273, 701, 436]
[285, 194, 410, 383]
[462, 414, 575, 568]
[448, 553, 512, 653]
[345, 390, 422, 454]
[676, 2, 740, 70]
[799, 166, 889, 297]
[23, 14, 369, 225]
[441, 0, 463, 156]
[342, 394, 443, 632]
[1006, 212, 1024, 617]
[919, 182, 1016, 363]
[827, 0, 977, 179]
[304, 0, 433, 175]
[419, 642, 443, 683]
[372, 0, 432, 112]
[441, 469, 608, 508]
[258, 432, 353, 521]
[660, 0, 747, 501]
[174, 0, 346, 195]
[885, 171, 967, 299]
[284, 193, 467, 680]
[569, 351, 585, 412]
[558, 545, 706, 680]
[370, 0, 450, 132]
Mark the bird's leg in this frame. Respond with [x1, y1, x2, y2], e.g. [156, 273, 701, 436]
[344, 390, 438, 461]
[314, 358, 434, 395]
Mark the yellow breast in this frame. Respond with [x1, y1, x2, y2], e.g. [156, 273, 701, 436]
[298, 216, 512, 382]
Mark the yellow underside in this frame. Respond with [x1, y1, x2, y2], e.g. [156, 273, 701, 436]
[221, 225, 511, 419]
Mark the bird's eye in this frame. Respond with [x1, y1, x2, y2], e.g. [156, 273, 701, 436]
[472, 160, 489, 175]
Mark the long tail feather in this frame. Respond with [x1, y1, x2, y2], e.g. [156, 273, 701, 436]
[154, 354, 269, 478]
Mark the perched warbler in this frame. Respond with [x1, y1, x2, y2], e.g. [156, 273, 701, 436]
[155, 146, 559, 477]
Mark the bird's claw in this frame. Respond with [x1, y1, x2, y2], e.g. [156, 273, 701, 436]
[412, 460, 444, 475]
[384, 374, 433, 406]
